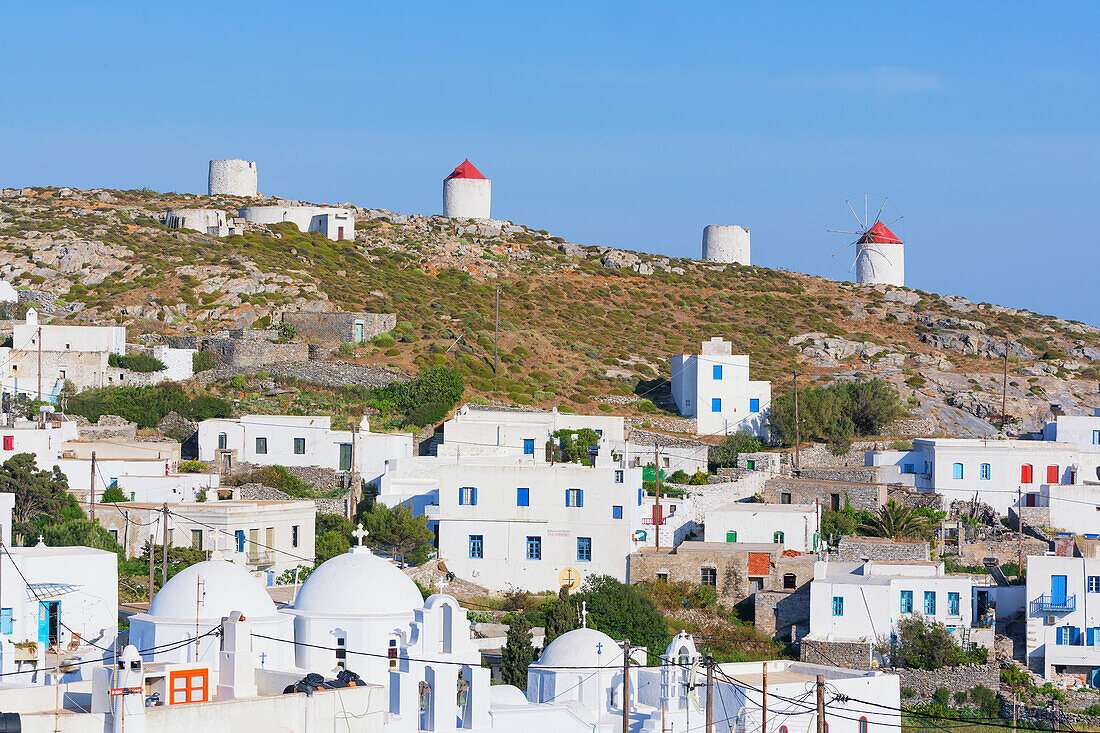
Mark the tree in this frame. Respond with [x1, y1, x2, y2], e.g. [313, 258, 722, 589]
[543, 587, 577, 646]
[0, 453, 76, 540]
[891, 616, 982, 670]
[574, 575, 670, 655]
[100, 485, 127, 503]
[710, 431, 763, 469]
[362, 504, 434, 566]
[315, 531, 350, 564]
[500, 614, 535, 688]
[42, 518, 118, 551]
[767, 378, 904, 451]
[860, 500, 932, 541]
[552, 428, 600, 465]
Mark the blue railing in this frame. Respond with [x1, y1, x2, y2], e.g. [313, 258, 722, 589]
[1030, 594, 1076, 614]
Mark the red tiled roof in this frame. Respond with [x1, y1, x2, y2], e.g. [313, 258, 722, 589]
[446, 159, 487, 180]
[859, 221, 902, 245]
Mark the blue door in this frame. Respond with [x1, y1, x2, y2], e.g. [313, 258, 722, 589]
[37, 601, 60, 646]
[1051, 575, 1068, 605]
[1091, 668, 1100, 688]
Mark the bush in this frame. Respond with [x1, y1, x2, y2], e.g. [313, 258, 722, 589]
[969, 686, 999, 718]
[574, 575, 670, 655]
[67, 384, 232, 428]
[710, 431, 763, 468]
[688, 471, 710, 485]
[177, 460, 207, 474]
[768, 378, 904, 448]
[668, 470, 691, 484]
[108, 352, 166, 372]
[371, 332, 396, 347]
[229, 465, 314, 497]
[99, 485, 127, 502]
[892, 616, 984, 669]
[192, 351, 217, 373]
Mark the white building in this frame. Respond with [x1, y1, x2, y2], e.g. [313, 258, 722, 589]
[807, 559, 977, 646]
[1025, 536, 1100, 684]
[1043, 410, 1100, 453]
[239, 204, 354, 241]
[441, 404, 625, 461]
[0, 280, 17, 303]
[701, 224, 750, 265]
[163, 208, 234, 237]
[57, 439, 182, 500]
[855, 221, 904, 287]
[703, 502, 820, 553]
[197, 414, 413, 487]
[670, 337, 771, 437]
[208, 158, 258, 197]
[867, 437, 1100, 514]
[443, 159, 491, 219]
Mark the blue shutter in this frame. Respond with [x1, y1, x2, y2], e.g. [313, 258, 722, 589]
[472, 487, 478, 505]
[711, 397, 722, 413]
[577, 489, 584, 507]
[0, 608, 11, 635]
[749, 398, 760, 412]
[1088, 628, 1096, 646]
[712, 364, 723, 380]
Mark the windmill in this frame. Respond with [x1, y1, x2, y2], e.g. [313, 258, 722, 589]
[828, 195, 906, 287]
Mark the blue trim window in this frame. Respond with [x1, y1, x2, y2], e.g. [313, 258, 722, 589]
[523, 438, 535, 456]
[711, 397, 722, 413]
[1088, 627, 1100, 646]
[712, 364, 723, 380]
[1093, 430, 1100, 446]
[1056, 626, 1080, 646]
[900, 590, 913, 614]
[612, 505, 623, 519]
[979, 463, 991, 481]
[565, 488, 584, 507]
[516, 487, 530, 507]
[902, 463, 915, 474]
[947, 592, 960, 616]
[924, 591, 937, 615]
[637, 488, 644, 506]
[0, 608, 11, 635]
[1088, 576, 1100, 593]
[577, 537, 592, 562]
[459, 487, 478, 506]
[749, 398, 760, 413]
[952, 463, 964, 480]
[832, 596, 844, 617]
[468, 535, 483, 559]
[526, 536, 542, 561]
[234, 530, 245, 553]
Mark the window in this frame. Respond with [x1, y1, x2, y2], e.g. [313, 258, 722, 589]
[291, 525, 300, 548]
[1088, 627, 1100, 646]
[979, 463, 991, 481]
[169, 669, 208, 705]
[749, 398, 760, 413]
[217, 432, 227, 450]
[725, 531, 737, 543]
[339, 443, 352, 471]
[1093, 430, 1100, 446]
[468, 535, 484, 559]
[516, 487, 530, 506]
[701, 568, 717, 586]
[458, 487, 478, 506]
[1021, 464, 1033, 484]
[1056, 626, 1079, 646]
[614, 470, 624, 484]
[1047, 465, 1060, 484]
[711, 397, 722, 413]
[637, 488, 644, 506]
[294, 437, 306, 455]
[783, 573, 797, 589]
[191, 529, 203, 550]
[832, 596, 844, 616]
[773, 531, 785, 545]
[526, 536, 542, 560]
[1088, 576, 1100, 593]
[234, 530, 245, 553]
[612, 505, 623, 519]
[656, 572, 669, 582]
[565, 488, 584, 507]
[577, 537, 592, 562]
[951, 462, 964, 480]
[830, 493, 841, 512]
[902, 463, 915, 474]
[858, 717, 869, 733]
[255, 437, 267, 455]
[1, 436, 11, 451]
[109, 529, 118, 543]
[522, 438, 535, 456]
[948, 592, 960, 616]
[781, 492, 792, 505]
[0, 608, 11, 635]
[712, 364, 723, 380]
[900, 590, 913, 614]
[924, 591, 936, 615]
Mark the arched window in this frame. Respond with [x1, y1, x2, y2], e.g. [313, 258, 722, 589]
[773, 531, 785, 545]
[979, 463, 991, 481]
[1021, 464, 1033, 484]
[952, 462, 964, 480]
[217, 432, 227, 450]
[779, 727, 789, 733]
[859, 717, 869, 733]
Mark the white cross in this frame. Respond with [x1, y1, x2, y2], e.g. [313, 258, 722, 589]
[436, 576, 449, 594]
[580, 600, 589, 629]
[35, 534, 44, 547]
[352, 523, 368, 547]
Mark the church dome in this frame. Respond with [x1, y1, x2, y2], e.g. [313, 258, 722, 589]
[149, 559, 277, 620]
[293, 547, 424, 617]
[535, 627, 619, 670]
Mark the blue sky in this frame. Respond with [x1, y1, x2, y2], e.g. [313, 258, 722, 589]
[2, 2, 1097, 322]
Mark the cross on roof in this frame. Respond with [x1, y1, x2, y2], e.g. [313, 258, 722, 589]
[352, 523, 369, 547]
[436, 576, 449, 594]
[580, 600, 589, 629]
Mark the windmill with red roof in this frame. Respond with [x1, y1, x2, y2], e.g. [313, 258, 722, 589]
[829, 196, 906, 287]
[443, 158, 492, 220]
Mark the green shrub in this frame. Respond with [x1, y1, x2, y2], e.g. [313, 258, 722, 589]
[192, 351, 217, 373]
[688, 471, 710, 485]
[710, 431, 763, 468]
[99, 485, 127, 503]
[667, 470, 691, 484]
[177, 460, 207, 473]
[634, 398, 657, 413]
[108, 352, 166, 373]
[371, 332, 396, 347]
[769, 378, 905, 448]
[67, 384, 232, 428]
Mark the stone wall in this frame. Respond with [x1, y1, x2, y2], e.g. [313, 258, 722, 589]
[74, 414, 137, 441]
[799, 639, 871, 669]
[236, 482, 350, 516]
[1011, 506, 1050, 528]
[232, 463, 339, 492]
[685, 474, 768, 522]
[754, 586, 811, 641]
[193, 359, 407, 390]
[895, 663, 1000, 702]
[629, 544, 774, 606]
[282, 311, 396, 344]
[958, 535, 1049, 566]
[795, 442, 879, 469]
[795, 466, 890, 484]
[763, 476, 887, 512]
[200, 338, 309, 368]
[836, 536, 929, 562]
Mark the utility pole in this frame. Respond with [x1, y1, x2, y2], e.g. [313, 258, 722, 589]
[1017, 486, 1024, 582]
[88, 451, 97, 521]
[704, 656, 715, 733]
[122, 509, 129, 559]
[622, 639, 631, 733]
[1000, 333, 1010, 433]
[761, 662, 768, 733]
[792, 370, 801, 473]
[161, 503, 170, 587]
[815, 674, 826, 733]
[348, 423, 359, 520]
[493, 286, 500, 377]
[36, 326, 42, 402]
[654, 442, 662, 551]
[147, 529, 155, 605]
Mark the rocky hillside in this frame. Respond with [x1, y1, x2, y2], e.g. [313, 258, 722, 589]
[0, 185, 1097, 439]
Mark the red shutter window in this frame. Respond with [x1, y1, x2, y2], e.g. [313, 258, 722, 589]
[1046, 465, 1059, 484]
[2, 436, 12, 451]
[1021, 464, 1033, 484]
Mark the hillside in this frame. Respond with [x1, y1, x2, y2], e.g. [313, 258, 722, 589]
[1, 185, 1098, 439]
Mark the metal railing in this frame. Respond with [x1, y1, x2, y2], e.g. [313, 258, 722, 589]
[1030, 594, 1076, 614]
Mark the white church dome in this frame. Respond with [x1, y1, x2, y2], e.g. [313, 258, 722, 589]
[293, 547, 424, 617]
[536, 627, 619, 670]
[149, 560, 277, 620]
[490, 685, 529, 707]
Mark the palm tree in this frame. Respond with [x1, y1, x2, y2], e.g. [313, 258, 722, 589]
[859, 500, 931, 540]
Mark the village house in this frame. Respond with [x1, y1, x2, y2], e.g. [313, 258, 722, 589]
[763, 475, 888, 513]
[670, 336, 771, 438]
[703, 501, 820, 552]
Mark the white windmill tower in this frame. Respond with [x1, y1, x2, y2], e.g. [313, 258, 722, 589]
[829, 196, 905, 287]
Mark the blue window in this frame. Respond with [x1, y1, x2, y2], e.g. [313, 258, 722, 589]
[979, 463, 991, 481]
[516, 487, 530, 507]
[948, 592, 960, 616]
[565, 488, 584, 507]
[637, 488, 644, 506]
[749, 398, 760, 413]
[924, 591, 937, 615]
[712, 364, 723, 380]
[458, 487, 478, 506]
[612, 505, 623, 519]
[1093, 430, 1100, 446]
[902, 463, 915, 474]
[523, 438, 535, 456]
[1088, 576, 1100, 593]
[711, 397, 722, 413]
[1088, 627, 1100, 646]
[0, 608, 11, 635]
[900, 590, 913, 614]
[1057, 626, 1080, 646]
[577, 537, 592, 562]
[468, 535, 483, 559]
[952, 463, 964, 480]
[234, 530, 245, 553]
[832, 596, 844, 617]
[526, 536, 542, 561]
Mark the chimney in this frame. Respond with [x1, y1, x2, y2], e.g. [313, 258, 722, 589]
[1054, 534, 1075, 558]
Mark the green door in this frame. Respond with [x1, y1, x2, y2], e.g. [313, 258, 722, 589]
[339, 443, 353, 471]
[726, 531, 737, 543]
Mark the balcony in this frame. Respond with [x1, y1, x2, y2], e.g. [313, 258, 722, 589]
[1030, 594, 1076, 615]
[245, 551, 275, 567]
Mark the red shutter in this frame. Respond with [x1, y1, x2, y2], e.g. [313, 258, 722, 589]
[1021, 464, 1033, 484]
[1047, 465, 1059, 484]
[2, 436, 12, 451]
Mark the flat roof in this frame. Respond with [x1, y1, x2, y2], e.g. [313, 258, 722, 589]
[913, 437, 1080, 450]
[637, 541, 780, 555]
[710, 502, 816, 513]
[100, 499, 306, 510]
